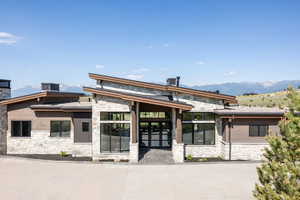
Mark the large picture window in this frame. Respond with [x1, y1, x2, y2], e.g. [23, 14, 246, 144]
[249, 125, 268, 137]
[100, 123, 130, 152]
[183, 123, 215, 145]
[11, 121, 31, 137]
[50, 121, 71, 137]
[100, 112, 130, 121]
[183, 112, 215, 121]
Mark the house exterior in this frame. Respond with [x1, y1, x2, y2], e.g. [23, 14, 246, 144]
[0, 75, 284, 163]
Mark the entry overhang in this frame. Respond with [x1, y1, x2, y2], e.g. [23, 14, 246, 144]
[83, 87, 193, 111]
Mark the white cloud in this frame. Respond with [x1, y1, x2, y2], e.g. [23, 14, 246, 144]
[195, 61, 205, 65]
[146, 45, 153, 49]
[95, 64, 105, 69]
[126, 74, 144, 80]
[0, 32, 21, 45]
[224, 71, 237, 76]
[163, 43, 169, 47]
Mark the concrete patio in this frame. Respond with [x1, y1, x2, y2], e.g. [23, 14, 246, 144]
[0, 157, 259, 200]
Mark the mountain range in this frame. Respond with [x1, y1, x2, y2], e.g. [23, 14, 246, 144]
[11, 80, 300, 97]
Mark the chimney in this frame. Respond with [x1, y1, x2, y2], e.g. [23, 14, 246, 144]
[176, 76, 180, 87]
[166, 78, 177, 86]
[41, 83, 60, 92]
[0, 79, 11, 100]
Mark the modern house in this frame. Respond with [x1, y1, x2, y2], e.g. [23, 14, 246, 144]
[0, 74, 284, 163]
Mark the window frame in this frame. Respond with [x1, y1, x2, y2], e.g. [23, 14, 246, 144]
[82, 122, 90, 132]
[182, 123, 216, 145]
[249, 124, 269, 137]
[11, 120, 32, 137]
[182, 112, 215, 121]
[50, 120, 71, 137]
[100, 112, 130, 121]
[100, 123, 130, 153]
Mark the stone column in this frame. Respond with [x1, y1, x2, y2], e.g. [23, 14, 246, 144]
[130, 101, 139, 163]
[173, 108, 184, 163]
[0, 105, 7, 155]
[176, 109, 182, 143]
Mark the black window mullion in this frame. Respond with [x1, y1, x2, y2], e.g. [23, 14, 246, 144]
[20, 121, 23, 137]
[119, 124, 122, 152]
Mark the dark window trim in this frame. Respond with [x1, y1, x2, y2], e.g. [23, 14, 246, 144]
[50, 120, 71, 137]
[249, 124, 269, 137]
[182, 123, 216, 145]
[100, 112, 131, 121]
[100, 123, 130, 153]
[182, 112, 215, 121]
[11, 120, 32, 137]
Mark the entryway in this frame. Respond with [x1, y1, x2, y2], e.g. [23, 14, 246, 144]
[139, 121, 172, 149]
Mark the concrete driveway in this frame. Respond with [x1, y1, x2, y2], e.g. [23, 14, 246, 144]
[0, 157, 259, 200]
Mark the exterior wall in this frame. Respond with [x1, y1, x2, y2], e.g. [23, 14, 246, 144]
[6, 101, 92, 156]
[92, 95, 131, 161]
[178, 94, 224, 112]
[223, 118, 280, 143]
[221, 141, 268, 160]
[0, 105, 7, 154]
[0, 87, 10, 154]
[100, 81, 170, 96]
[0, 88, 11, 100]
[184, 118, 223, 158]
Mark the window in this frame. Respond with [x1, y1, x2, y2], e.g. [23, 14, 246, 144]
[100, 112, 130, 121]
[11, 121, 31, 137]
[50, 121, 71, 137]
[100, 123, 130, 152]
[249, 125, 268, 137]
[139, 112, 170, 119]
[183, 123, 215, 145]
[82, 122, 89, 132]
[183, 112, 215, 121]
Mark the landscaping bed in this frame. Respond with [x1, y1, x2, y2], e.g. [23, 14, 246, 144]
[185, 156, 224, 162]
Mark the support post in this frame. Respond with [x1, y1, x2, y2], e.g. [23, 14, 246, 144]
[131, 102, 137, 143]
[176, 108, 182, 143]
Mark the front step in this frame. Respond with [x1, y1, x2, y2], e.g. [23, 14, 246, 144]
[139, 148, 174, 164]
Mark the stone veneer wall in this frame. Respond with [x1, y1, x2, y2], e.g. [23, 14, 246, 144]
[7, 131, 92, 156]
[0, 106, 7, 154]
[221, 141, 268, 160]
[184, 118, 223, 158]
[92, 95, 132, 161]
[0, 87, 10, 154]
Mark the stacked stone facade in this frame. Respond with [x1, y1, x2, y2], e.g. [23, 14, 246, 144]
[0, 87, 10, 154]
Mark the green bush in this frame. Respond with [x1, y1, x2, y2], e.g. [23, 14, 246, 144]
[59, 151, 68, 157]
[186, 154, 193, 161]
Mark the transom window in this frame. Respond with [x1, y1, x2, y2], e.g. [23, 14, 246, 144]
[249, 125, 269, 137]
[11, 121, 31, 137]
[183, 123, 215, 145]
[100, 112, 130, 121]
[140, 112, 170, 119]
[50, 121, 71, 137]
[183, 112, 215, 121]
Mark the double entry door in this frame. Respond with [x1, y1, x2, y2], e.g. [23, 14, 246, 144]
[139, 121, 172, 148]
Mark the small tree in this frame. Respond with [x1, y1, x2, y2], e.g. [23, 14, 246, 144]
[253, 87, 300, 200]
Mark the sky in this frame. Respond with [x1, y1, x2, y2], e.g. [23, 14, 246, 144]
[1, 0, 300, 89]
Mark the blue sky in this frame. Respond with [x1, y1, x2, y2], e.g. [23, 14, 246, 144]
[1, 0, 300, 89]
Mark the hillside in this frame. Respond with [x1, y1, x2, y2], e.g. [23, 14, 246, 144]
[237, 89, 300, 108]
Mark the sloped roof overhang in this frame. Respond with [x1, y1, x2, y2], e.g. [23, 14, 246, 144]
[83, 87, 193, 110]
[89, 73, 237, 104]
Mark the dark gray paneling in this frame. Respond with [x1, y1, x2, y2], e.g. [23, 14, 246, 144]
[73, 113, 92, 143]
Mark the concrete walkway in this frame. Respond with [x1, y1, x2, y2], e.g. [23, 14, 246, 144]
[0, 157, 259, 200]
[139, 148, 174, 164]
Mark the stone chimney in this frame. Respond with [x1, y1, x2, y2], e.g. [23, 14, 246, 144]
[0, 79, 11, 154]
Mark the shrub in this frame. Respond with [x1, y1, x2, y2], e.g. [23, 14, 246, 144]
[186, 154, 193, 161]
[59, 151, 68, 157]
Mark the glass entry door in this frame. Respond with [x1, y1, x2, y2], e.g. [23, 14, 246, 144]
[139, 121, 172, 148]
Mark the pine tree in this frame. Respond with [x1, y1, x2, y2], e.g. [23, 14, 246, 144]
[253, 87, 300, 200]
